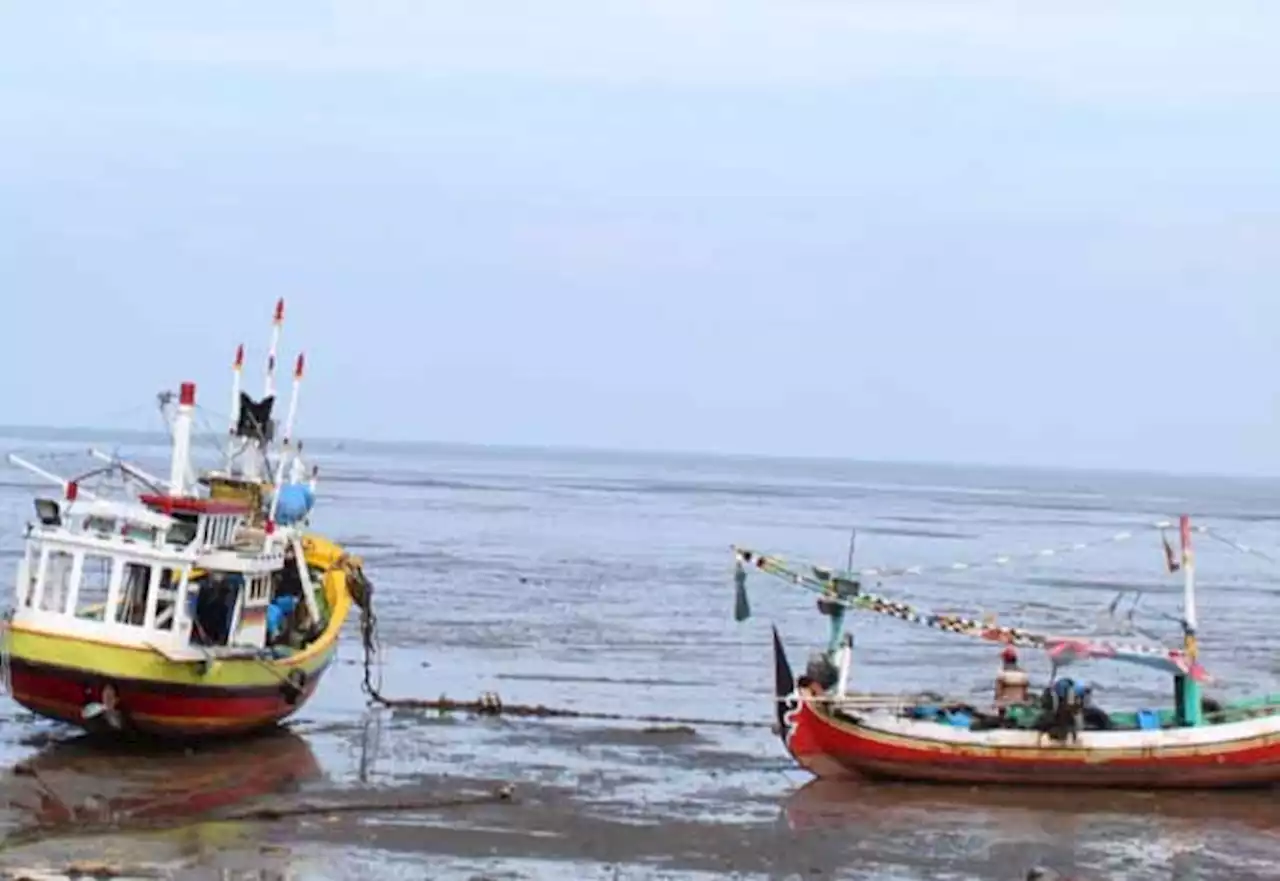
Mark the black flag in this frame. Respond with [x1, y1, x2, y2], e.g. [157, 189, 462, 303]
[236, 393, 276, 443]
[733, 558, 751, 622]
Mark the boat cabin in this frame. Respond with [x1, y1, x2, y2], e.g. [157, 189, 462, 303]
[14, 485, 320, 660]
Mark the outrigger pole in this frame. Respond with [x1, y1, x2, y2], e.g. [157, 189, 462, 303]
[87, 448, 167, 493]
[6, 454, 99, 500]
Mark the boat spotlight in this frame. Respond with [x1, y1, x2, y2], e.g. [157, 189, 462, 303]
[33, 498, 61, 527]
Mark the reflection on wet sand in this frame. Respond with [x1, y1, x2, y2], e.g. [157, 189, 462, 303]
[784, 778, 1280, 880]
[784, 777, 1280, 834]
[0, 727, 319, 877]
[1, 727, 320, 835]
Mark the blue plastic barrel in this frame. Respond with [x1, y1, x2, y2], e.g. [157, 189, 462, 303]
[272, 483, 316, 525]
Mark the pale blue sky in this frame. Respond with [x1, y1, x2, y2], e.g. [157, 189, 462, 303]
[3, 2, 1280, 474]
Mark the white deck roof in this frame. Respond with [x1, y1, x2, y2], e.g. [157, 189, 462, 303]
[72, 498, 177, 532]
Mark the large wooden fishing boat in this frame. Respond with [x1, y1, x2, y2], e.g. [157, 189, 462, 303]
[738, 516, 1280, 788]
[0, 300, 373, 739]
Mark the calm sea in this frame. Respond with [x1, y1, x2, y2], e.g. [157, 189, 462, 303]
[1, 429, 1279, 880]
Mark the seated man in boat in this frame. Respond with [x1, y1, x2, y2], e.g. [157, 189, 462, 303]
[1078, 683, 1113, 730]
[192, 573, 242, 645]
[273, 544, 305, 601]
[1035, 676, 1085, 741]
[801, 651, 840, 695]
[266, 594, 300, 647]
[994, 645, 1030, 711]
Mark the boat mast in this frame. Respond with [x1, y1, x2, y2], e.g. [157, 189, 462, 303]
[168, 382, 196, 496]
[266, 353, 305, 526]
[243, 299, 284, 484]
[226, 343, 244, 473]
[1181, 514, 1197, 653]
[1179, 513, 1203, 726]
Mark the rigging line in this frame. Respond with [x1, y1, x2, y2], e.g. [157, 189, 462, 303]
[1199, 527, 1280, 568]
[770, 521, 1173, 583]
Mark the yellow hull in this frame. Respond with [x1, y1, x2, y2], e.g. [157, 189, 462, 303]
[3, 533, 359, 738]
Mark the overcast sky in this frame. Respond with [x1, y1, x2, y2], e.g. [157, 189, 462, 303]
[3, 2, 1279, 474]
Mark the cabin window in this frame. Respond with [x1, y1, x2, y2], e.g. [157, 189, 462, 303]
[84, 515, 116, 535]
[37, 549, 74, 612]
[123, 524, 157, 543]
[76, 554, 115, 621]
[167, 516, 198, 546]
[154, 567, 181, 632]
[115, 562, 151, 626]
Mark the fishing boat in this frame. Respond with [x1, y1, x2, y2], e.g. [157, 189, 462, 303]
[736, 516, 1280, 788]
[0, 300, 373, 739]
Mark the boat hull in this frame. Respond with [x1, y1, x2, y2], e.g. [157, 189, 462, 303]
[771, 627, 1280, 789]
[6, 651, 330, 739]
[2, 533, 356, 741]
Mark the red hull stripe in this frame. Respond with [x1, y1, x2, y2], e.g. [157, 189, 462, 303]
[8, 656, 330, 734]
[784, 701, 1280, 788]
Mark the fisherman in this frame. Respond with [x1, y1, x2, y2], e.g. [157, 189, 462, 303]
[1036, 676, 1085, 742]
[274, 544, 305, 601]
[994, 645, 1030, 710]
[266, 594, 300, 646]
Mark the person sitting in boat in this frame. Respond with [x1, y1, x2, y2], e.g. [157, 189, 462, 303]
[802, 651, 840, 694]
[1036, 676, 1085, 741]
[192, 572, 243, 645]
[1078, 683, 1113, 730]
[266, 594, 300, 647]
[994, 645, 1030, 710]
[273, 544, 305, 601]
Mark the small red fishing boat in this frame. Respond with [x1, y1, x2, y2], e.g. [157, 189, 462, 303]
[740, 516, 1280, 788]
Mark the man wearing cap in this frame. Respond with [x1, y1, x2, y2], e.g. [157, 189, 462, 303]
[995, 644, 1030, 711]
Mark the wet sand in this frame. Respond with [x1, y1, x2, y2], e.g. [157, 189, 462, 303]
[1, 717, 1279, 881]
[6, 441, 1280, 878]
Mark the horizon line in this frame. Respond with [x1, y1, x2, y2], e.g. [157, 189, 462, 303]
[2, 422, 1278, 485]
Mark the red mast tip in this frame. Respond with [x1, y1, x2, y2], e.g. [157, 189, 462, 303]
[179, 382, 197, 406]
[274, 298, 285, 322]
[234, 344, 245, 368]
[294, 353, 305, 378]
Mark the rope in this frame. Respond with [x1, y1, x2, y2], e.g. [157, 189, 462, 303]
[807, 523, 1169, 583]
[349, 565, 769, 730]
[361, 691, 772, 729]
[1200, 526, 1280, 568]
[0, 610, 11, 696]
